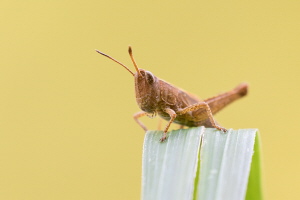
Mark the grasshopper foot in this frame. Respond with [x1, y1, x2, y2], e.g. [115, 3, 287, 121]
[160, 134, 168, 142]
[216, 126, 227, 133]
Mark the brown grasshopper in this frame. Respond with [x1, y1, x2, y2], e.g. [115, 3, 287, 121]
[96, 46, 248, 142]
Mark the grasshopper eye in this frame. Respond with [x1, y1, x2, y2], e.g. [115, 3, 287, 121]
[145, 71, 155, 84]
[140, 70, 145, 76]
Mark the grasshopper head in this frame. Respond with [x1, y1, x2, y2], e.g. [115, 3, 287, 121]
[134, 68, 160, 114]
[95, 46, 160, 115]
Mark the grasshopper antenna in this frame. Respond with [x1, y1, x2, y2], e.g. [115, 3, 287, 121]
[128, 46, 142, 76]
[95, 49, 135, 76]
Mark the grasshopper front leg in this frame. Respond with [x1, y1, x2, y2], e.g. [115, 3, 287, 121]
[133, 111, 148, 132]
[177, 102, 227, 132]
[134, 109, 177, 142]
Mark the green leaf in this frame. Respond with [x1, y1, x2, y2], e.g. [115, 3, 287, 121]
[196, 129, 258, 200]
[141, 128, 262, 200]
[142, 127, 204, 200]
[245, 132, 263, 200]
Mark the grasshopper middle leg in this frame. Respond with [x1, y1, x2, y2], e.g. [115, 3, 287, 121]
[160, 108, 177, 142]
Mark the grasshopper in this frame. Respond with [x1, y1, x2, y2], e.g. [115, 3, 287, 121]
[96, 46, 248, 142]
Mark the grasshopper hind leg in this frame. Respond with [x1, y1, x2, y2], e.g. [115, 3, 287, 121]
[200, 118, 227, 132]
[177, 101, 227, 132]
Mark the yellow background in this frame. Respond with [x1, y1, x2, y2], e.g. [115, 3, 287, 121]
[0, 1, 299, 199]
